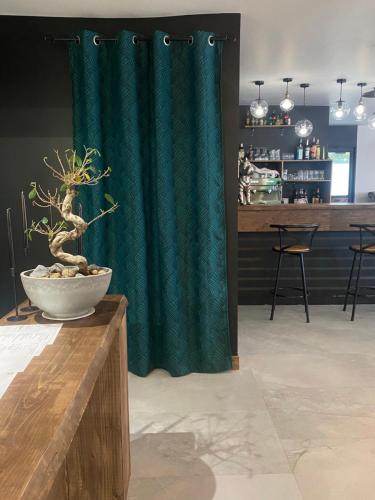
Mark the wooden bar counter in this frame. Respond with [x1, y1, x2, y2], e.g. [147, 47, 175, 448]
[0, 295, 130, 500]
[239, 203, 375, 232]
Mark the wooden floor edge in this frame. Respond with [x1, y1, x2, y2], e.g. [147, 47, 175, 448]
[231, 355, 240, 370]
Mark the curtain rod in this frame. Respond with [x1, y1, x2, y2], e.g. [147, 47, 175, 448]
[44, 33, 236, 44]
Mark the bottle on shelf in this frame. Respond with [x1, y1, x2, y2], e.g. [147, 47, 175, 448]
[310, 137, 317, 160]
[245, 109, 251, 127]
[296, 139, 304, 160]
[271, 111, 277, 126]
[312, 187, 322, 204]
[304, 139, 310, 160]
[316, 138, 321, 160]
[239, 143, 245, 160]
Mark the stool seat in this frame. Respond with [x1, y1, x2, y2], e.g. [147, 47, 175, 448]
[350, 244, 375, 254]
[273, 244, 311, 254]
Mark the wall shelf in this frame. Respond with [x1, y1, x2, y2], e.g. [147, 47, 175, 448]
[284, 180, 331, 183]
[243, 125, 295, 129]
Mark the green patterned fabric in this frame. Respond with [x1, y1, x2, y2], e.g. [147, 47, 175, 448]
[69, 30, 231, 376]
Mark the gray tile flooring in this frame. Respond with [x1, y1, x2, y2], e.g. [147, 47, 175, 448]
[128, 304, 375, 499]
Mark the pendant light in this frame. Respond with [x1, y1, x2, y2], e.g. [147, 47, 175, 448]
[331, 78, 350, 121]
[250, 80, 268, 119]
[280, 77, 295, 112]
[295, 83, 313, 138]
[353, 82, 367, 122]
[368, 113, 375, 130]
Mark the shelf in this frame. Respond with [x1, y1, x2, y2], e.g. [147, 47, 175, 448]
[243, 125, 294, 129]
[250, 159, 331, 163]
[284, 159, 332, 163]
[283, 180, 331, 183]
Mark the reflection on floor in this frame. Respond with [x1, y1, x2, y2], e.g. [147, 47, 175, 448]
[128, 304, 375, 499]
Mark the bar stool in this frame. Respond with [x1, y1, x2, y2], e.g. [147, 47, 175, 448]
[343, 223, 375, 321]
[270, 224, 319, 323]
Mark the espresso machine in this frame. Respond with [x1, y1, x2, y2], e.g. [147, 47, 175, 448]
[238, 160, 282, 205]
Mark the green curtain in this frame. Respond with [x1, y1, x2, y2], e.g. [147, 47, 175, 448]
[69, 30, 232, 376]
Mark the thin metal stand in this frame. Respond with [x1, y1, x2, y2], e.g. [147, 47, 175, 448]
[6, 208, 27, 321]
[20, 191, 39, 313]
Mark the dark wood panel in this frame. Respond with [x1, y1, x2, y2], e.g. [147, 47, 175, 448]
[239, 232, 375, 305]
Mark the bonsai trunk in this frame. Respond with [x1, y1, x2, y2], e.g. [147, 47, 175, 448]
[49, 187, 88, 273]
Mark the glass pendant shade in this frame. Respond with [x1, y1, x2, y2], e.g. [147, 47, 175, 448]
[250, 80, 268, 118]
[295, 119, 313, 138]
[331, 79, 350, 121]
[280, 78, 294, 112]
[368, 113, 375, 130]
[330, 100, 350, 121]
[353, 84, 367, 122]
[353, 100, 367, 121]
[280, 95, 295, 112]
[250, 98, 268, 118]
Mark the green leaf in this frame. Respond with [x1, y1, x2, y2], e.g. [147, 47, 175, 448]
[28, 188, 37, 200]
[104, 193, 115, 205]
[60, 183, 67, 192]
[41, 217, 49, 224]
[107, 166, 112, 173]
[28, 232, 32, 241]
[75, 155, 82, 167]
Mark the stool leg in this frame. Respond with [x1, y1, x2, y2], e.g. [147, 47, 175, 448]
[299, 254, 310, 323]
[343, 252, 357, 312]
[270, 253, 283, 321]
[351, 252, 363, 322]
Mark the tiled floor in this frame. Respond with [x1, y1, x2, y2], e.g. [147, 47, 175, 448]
[128, 304, 375, 499]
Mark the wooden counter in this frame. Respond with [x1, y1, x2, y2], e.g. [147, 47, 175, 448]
[238, 203, 375, 232]
[0, 295, 130, 500]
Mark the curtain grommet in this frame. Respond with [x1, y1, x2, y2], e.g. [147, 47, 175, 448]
[188, 35, 194, 46]
[74, 35, 80, 45]
[93, 35, 101, 46]
[132, 35, 138, 46]
[163, 35, 171, 46]
[208, 35, 215, 46]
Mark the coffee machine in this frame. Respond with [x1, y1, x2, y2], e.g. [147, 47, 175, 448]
[238, 160, 282, 205]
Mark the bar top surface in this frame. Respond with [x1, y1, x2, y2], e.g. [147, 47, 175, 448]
[238, 203, 375, 231]
[0, 294, 127, 500]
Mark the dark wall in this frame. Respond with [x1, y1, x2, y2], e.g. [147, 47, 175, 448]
[238, 104, 359, 305]
[0, 14, 240, 356]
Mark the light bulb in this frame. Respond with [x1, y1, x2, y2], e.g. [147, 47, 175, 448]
[280, 95, 294, 112]
[250, 99, 268, 119]
[368, 114, 375, 130]
[295, 119, 313, 138]
[330, 100, 350, 121]
[353, 100, 367, 121]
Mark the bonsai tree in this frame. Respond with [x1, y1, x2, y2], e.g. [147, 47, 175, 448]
[27, 147, 118, 275]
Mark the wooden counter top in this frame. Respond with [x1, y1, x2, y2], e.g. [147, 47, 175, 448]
[238, 203, 375, 232]
[0, 295, 129, 500]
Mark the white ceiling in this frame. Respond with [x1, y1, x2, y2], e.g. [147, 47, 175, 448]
[2, 0, 375, 120]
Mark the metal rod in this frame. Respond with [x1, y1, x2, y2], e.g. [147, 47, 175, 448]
[6, 208, 27, 322]
[44, 33, 235, 44]
[21, 191, 29, 257]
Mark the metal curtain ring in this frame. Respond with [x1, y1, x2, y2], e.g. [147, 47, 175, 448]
[208, 35, 215, 46]
[132, 35, 138, 46]
[75, 35, 80, 45]
[163, 35, 171, 46]
[188, 35, 194, 46]
[93, 35, 101, 46]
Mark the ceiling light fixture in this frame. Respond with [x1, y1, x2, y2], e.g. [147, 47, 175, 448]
[331, 78, 350, 121]
[280, 77, 295, 112]
[295, 83, 313, 138]
[250, 80, 268, 119]
[353, 82, 367, 122]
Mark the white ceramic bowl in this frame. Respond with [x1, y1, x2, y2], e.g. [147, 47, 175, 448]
[20, 267, 112, 320]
